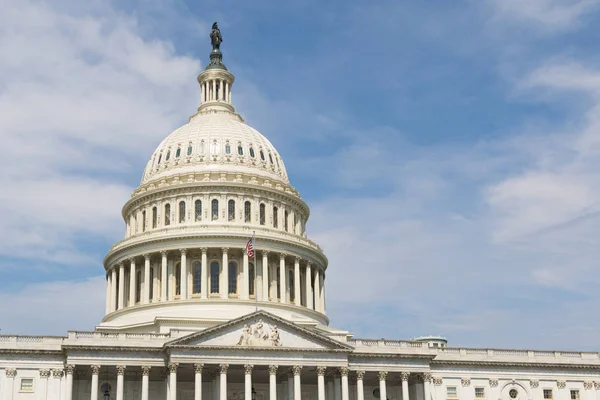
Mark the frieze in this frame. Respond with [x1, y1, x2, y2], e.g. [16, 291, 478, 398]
[583, 382, 593, 390]
[530, 380, 539, 389]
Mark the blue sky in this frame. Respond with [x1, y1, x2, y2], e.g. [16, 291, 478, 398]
[2, 0, 600, 350]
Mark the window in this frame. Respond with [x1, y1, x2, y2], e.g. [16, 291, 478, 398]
[249, 262, 255, 296]
[289, 270, 295, 302]
[199, 141, 205, 155]
[157, 153, 162, 164]
[475, 388, 485, 399]
[179, 201, 186, 223]
[293, 213, 297, 233]
[195, 200, 202, 221]
[276, 267, 281, 299]
[238, 144, 244, 156]
[210, 261, 219, 293]
[275, 156, 280, 168]
[228, 262, 237, 294]
[259, 203, 266, 225]
[211, 140, 220, 154]
[175, 262, 181, 296]
[149, 267, 154, 300]
[249, 146, 255, 158]
[225, 142, 231, 154]
[187, 144, 193, 156]
[175, 147, 181, 158]
[135, 269, 142, 303]
[260, 149, 265, 161]
[284, 210, 289, 231]
[228, 200, 235, 221]
[20, 378, 33, 392]
[273, 206, 278, 228]
[447, 387, 457, 399]
[166, 149, 171, 161]
[142, 210, 146, 232]
[152, 207, 157, 228]
[164, 204, 171, 226]
[212, 199, 219, 220]
[509, 390, 518, 399]
[543, 390, 553, 400]
[244, 201, 251, 223]
[193, 261, 201, 294]
[269, 153, 274, 164]
[570, 391, 579, 400]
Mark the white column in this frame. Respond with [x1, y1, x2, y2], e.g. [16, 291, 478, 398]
[5, 368, 16, 400]
[201, 82, 206, 103]
[305, 263, 313, 309]
[334, 373, 341, 400]
[219, 364, 228, 400]
[293, 366, 302, 400]
[180, 249, 188, 299]
[201, 248, 208, 299]
[65, 364, 74, 400]
[221, 248, 229, 299]
[117, 263, 125, 310]
[401, 372, 410, 400]
[294, 257, 301, 306]
[105, 275, 111, 314]
[169, 363, 178, 400]
[313, 269, 321, 312]
[378, 372, 387, 400]
[244, 365, 253, 400]
[225, 82, 229, 102]
[194, 364, 203, 400]
[317, 367, 326, 400]
[320, 272, 325, 312]
[143, 254, 151, 304]
[39, 369, 50, 400]
[340, 368, 349, 400]
[279, 254, 286, 303]
[262, 251, 269, 301]
[161, 251, 168, 301]
[141, 366, 151, 400]
[129, 258, 136, 306]
[212, 80, 216, 101]
[423, 373, 432, 400]
[50, 369, 62, 400]
[356, 371, 365, 400]
[242, 250, 250, 300]
[110, 267, 118, 310]
[269, 365, 278, 400]
[219, 80, 224, 101]
[90, 365, 100, 400]
[116, 366, 126, 400]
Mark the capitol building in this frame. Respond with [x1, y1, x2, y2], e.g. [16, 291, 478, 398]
[1, 26, 600, 400]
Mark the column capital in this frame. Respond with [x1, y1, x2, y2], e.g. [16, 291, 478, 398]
[557, 381, 566, 389]
[531, 380, 540, 389]
[355, 370, 365, 380]
[52, 369, 63, 378]
[316, 366, 327, 376]
[461, 378, 471, 387]
[116, 365, 126, 376]
[583, 382, 593, 390]
[168, 362, 178, 373]
[489, 379, 498, 387]
[127, 257, 135, 263]
[194, 364, 204, 373]
[180, 248, 188, 255]
[90, 365, 101, 375]
[6, 368, 17, 378]
[401, 372, 410, 382]
[160, 250, 168, 257]
[65, 364, 75, 375]
[294, 256, 300, 263]
[219, 364, 229, 374]
[306, 261, 312, 267]
[595, 382, 600, 390]
[142, 366, 151, 376]
[39, 369, 51, 378]
[279, 253, 287, 261]
[221, 247, 229, 254]
[143, 253, 151, 261]
[268, 365, 278, 375]
[339, 367, 349, 377]
[422, 373, 432, 382]
[292, 365, 302, 376]
[262, 250, 269, 257]
[201, 247, 208, 254]
[378, 371, 388, 381]
[244, 364, 254, 375]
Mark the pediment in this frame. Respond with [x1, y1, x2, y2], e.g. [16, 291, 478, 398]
[165, 311, 353, 351]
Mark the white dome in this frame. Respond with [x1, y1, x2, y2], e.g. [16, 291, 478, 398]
[141, 110, 289, 185]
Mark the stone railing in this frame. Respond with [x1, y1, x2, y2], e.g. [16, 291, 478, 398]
[67, 331, 170, 340]
[0, 335, 64, 344]
[348, 339, 428, 348]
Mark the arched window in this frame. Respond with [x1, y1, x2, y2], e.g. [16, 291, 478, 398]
[228, 200, 235, 221]
[211, 140, 220, 155]
[187, 144, 193, 156]
[284, 210, 288, 232]
[244, 201, 251, 223]
[175, 147, 181, 158]
[228, 262, 237, 294]
[149, 267, 154, 300]
[199, 141, 205, 155]
[166, 149, 171, 161]
[249, 147, 255, 158]
[192, 261, 201, 294]
[135, 269, 142, 303]
[275, 156, 280, 168]
[269, 153, 274, 164]
[142, 210, 146, 232]
[210, 261, 219, 293]
[179, 201, 186, 223]
[237, 144, 244, 156]
[249, 262, 255, 297]
[273, 206, 278, 228]
[293, 213, 297, 233]
[152, 207, 157, 228]
[164, 204, 171, 226]
[195, 200, 202, 221]
[225, 142, 231, 154]
[259, 204, 266, 225]
[289, 270, 295, 303]
[157, 153, 162, 164]
[260, 150, 265, 161]
[211, 199, 219, 221]
[175, 262, 181, 296]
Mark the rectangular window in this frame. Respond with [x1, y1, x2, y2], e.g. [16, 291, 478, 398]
[447, 387, 457, 399]
[571, 391, 579, 400]
[544, 390, 553, 400]
[20, 378, 34, 392]
[475, 388, 485, 399]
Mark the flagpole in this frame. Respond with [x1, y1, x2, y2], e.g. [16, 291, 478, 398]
[253, 231, 258, 312]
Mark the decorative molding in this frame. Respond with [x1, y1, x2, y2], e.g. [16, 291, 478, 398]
[355, 370, 365, 380]
[268, 365, 278, 375]
[116, 365, 126, 375]
[594, 382, 600, 390]
[52, 369, 63, 378]
[219, 364, 229, 374]
[144, 253, 151, 260]
[530, 380, 539, 389]
[142, 366, 151, 376]
[64, 364, 75, 374]
[422, 373, 432, 382]
[194, 364, 204, 374]
[401, 372, 411, 382]
[6, 368, 17, 378]
[557, 381, 566, 389]
[583, 382, 593, 390]
[461, 378, 471, 387]
[339, 367, 349, 377]
[39, 369, 51, 378]
[378, 371, 388, 381]
[91, 365, 101, 375]
[168, 363, 178, 373]
[489, 379, 499, 387]
[180, 248, 188, 255]
[292, 365, 302, 376]
[244, 365, 254, 375]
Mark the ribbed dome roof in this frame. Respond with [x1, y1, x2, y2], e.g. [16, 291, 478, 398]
[141, 110, 289, 185]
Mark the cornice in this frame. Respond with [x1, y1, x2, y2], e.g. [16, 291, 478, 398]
[349, 353, 437, 360]
[431, 360, 600, 370]
[61, 345, 163, 353]
[0, 349, 64, 355]
[167, 345, 352, 354]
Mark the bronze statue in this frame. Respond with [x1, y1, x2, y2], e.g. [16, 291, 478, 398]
[210, 22, 222, 50]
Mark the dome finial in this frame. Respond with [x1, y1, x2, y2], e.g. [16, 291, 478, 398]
[207, 22, 227, 70]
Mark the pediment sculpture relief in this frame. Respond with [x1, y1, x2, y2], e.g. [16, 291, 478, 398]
[236, 319, 282, 347]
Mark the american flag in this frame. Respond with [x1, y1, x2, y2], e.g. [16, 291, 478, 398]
[246, 237, 254, 258]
